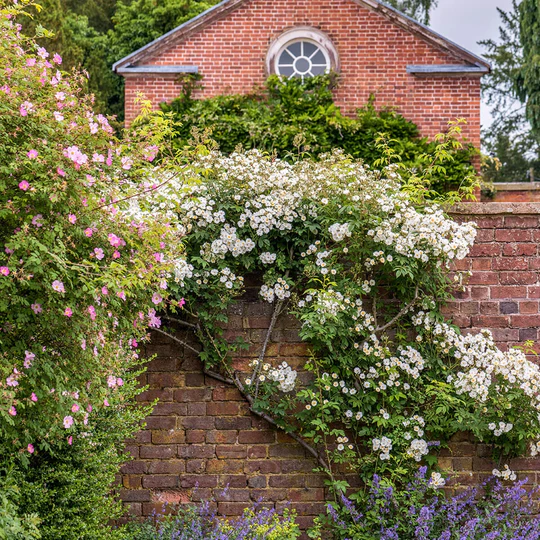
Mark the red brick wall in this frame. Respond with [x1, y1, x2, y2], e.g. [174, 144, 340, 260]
[120, 202, 540, 525]
[122, 0, 481, 146]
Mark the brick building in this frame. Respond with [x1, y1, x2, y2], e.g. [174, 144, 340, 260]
[113, 0, 489, 147]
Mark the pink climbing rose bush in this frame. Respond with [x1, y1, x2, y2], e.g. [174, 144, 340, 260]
[0, 1, 187, 532]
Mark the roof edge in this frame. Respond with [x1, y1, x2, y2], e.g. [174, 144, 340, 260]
[117, 65, 199, 74]
[407, 64, 489, 76]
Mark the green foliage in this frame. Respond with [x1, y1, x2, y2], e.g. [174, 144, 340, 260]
[161, 75, 478, 196]
[0, 470, 41, 540]
[518, 0, 540, 139]
[385, 0, 438, 24]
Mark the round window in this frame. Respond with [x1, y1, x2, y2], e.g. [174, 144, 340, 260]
[276, 40, 330, 80]
[267, 27, 339, 80]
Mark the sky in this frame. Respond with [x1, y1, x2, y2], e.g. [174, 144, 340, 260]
[429, 0, 515, 128]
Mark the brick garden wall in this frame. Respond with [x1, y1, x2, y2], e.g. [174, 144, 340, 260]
[120, 202, 540, 526]
[122, 0, 481, 146]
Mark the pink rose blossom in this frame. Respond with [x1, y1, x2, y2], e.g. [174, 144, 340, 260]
[52, 280, 65, 293]
[117, 377, 124, 386]
[151, 293, 163, 305]
[84, 228, 93, 237]
[26, 58, 36, 67]
[68, 214, 76, 224]
[27, 444, 34, 453]
[0, 267, 9, 276]
[24, 351, 35, 369]
[63, 415, 73, 428]
[63, 145, 88, 167]
[57, 167, 66, 177]
[27, 149, 38, 159]
[53, 53, 62, 64]
[113, 251, 120, 259]
[153, 252, 163, 262]
[37, 47, 49, 59]
[147, 308, 161, 328]
[8, 406, 16, 416]
[31, 303, 42, 314]
[31, 214, 43, 227]
[117, 290, 126, 301]
[178, 298, 186, 308]
[121, 156, 133, 170]
[103, 399, 109, 407]
[31, 393, 38, 402]
[67, 436, 73, 445]
[107, 376, 117, 388]
[64, 307, 72, 317]
[107, 234, 125, 248]
[93, 248, 104, 260]
[20, 104, 27, 116]
[92, 153, 105, 163]
[88, 305, 96, 321]
[143, 145, 159, 162]
[54, 111, 64, 121]
[18, 180, 29, 191]
[71, 403, 79, 413]
[81, 339, 86, 350]
[55, 91, 65, 101]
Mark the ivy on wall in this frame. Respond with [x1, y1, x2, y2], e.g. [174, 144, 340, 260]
[160, 74, 479, 196]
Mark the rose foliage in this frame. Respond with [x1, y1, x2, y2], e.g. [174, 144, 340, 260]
[135, 147, 540, 537]
[0, 2, 185, 537]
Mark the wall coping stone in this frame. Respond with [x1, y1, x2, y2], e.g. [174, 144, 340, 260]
[451, 202, 540, 215]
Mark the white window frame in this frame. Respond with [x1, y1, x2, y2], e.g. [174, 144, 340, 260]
[266, 27, 339, 79]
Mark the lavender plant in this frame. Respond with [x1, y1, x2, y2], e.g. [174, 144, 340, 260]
[322, 467, 540, 540]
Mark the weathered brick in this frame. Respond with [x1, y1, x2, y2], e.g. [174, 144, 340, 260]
[142, 476, 179, 489]
[151, 430, 186, 444]
[174, 388, 212, 402]
[140, 446, 175, 460]
[215, 417, 252, 430]
[216, 445, 248, 459]
[177, 444, 216, 459]
[238, 431, 275, 444]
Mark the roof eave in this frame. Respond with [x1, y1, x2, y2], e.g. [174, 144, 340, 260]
[117, 65, 199, 75]
[407, 64, 489, 77]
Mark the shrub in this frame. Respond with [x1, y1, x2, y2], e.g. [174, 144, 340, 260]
[321, 468, 540, 539]
[160, 74, 478, 195]
[124, 502, 300, 540]
[0, 1, 184, 536]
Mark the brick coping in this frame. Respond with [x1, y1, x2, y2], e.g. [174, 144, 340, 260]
[451, 202, 540, 215]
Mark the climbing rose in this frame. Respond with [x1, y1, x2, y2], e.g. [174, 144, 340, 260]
[52, 280, 65, 293]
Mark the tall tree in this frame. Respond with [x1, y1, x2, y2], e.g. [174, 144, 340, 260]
[481, 0, 540, 183]
[517, 0, 540, 138]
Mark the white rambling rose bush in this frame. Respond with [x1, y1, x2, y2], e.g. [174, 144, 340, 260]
[124, 149, 540, 502]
